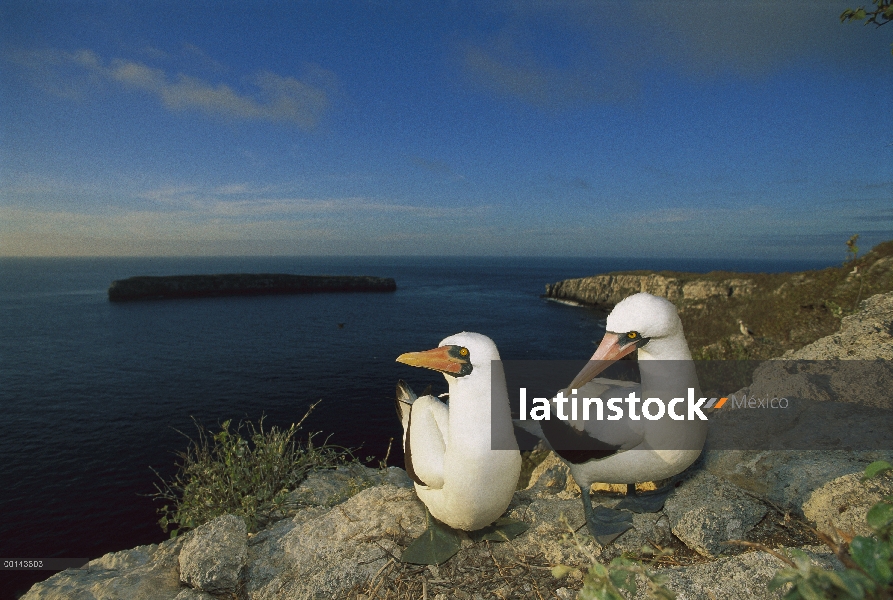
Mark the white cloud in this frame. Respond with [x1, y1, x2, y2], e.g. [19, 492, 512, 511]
[7, 48, 336, 128]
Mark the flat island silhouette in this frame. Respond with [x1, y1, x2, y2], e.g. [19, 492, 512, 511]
[107, 273, 397, 301]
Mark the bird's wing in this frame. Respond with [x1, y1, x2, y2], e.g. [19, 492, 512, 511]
[395, 380, 416, 434]
[404, 395, 449, 489]
[515, 377, 644, 464]
[574, 378, 645, 447]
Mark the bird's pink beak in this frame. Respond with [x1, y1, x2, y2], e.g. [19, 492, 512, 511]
[567, 333, 638, 391]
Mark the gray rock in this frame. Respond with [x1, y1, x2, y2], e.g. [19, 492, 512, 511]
[703, 292, 893, 508]
[745, 358, 893, 410]
[802, 471, 893, 539]
[604, 512, 674, 561]
[782, 291, 893, 360]
[524, 450, 583, 497]
[245, 484, 428, 599]
[664, 471, 767, 558]
[22, 538, 184, 600]
[637, 546, 841, 600]
[703, 450, 892, 513]
[174, 589, 217, 600]
[178, 514, 247, 594]
[286, 464, 412, 508]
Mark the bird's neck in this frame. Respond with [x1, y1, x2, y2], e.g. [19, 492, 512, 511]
[447, 362, 516, 452]
[638, 334, 699, 398]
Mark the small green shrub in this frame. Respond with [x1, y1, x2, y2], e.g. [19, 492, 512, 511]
[151, 401, 355, 537]
[846, 235, 861, 264]
[573, 554, 675, 600]
[552, 517, 675, 599]
[768, 460, 893, 599]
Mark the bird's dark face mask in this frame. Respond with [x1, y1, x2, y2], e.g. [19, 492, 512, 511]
[396, 344, 473, 377]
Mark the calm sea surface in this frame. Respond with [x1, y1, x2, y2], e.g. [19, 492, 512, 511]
[0, 255, 832, 597]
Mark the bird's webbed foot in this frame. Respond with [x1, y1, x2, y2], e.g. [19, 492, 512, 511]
[613, 483, 673, 513]
[581, 490, 633, 545]
[468, 517, 529, 543]
[401, 510, 463, 565]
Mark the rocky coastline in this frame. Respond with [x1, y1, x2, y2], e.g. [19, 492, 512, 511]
[23, 289, 893, 599]
[107, 273, 397, 302]
[545, 240, 893, 359]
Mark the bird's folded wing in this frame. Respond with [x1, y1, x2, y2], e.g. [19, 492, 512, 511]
[395, 380, 416, 434]
[405, 395, 449, 489]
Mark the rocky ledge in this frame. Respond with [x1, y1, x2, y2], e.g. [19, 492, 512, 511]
[107, 274, 397, 302]
[25, 292, 893, 600]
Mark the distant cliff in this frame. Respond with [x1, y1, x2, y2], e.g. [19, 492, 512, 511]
[108, 273, 397, 302]
[545, 272, 756, 306]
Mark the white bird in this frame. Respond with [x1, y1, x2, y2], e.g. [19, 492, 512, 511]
[517, 293, 706, 544]
[738, 319, 754, 337]
[395, 332, 523, 562]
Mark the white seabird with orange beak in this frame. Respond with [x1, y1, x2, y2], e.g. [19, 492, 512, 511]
[395, 332, 523, 563]
[519, 293, 706, 544]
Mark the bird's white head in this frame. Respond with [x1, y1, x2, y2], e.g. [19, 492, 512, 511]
[396, 331, 500, 381]
[605, 293, 683, 345]
[568, 293, 687, 390]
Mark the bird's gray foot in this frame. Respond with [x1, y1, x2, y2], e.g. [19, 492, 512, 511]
[587, 505, 634, 545]
[468, 517, 529, 543]
[581, 489, 633, 545]
[613, 483, 673, 513]
[401, 510, 462, 565]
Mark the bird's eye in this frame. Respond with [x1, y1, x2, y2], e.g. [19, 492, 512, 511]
[627, 332, 638, 339]
[459, 347, 469, 356]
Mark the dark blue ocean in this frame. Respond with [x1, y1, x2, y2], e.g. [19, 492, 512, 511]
[0, 255, 832, 597]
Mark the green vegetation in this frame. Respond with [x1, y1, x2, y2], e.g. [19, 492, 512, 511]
[675, 239, 893, 360]
[767, 461, 893, 599]
[841, 1, 893, 54]
[151, 401, 356, 537]
[848, 235, 862, 264]
[552, 517, 676, 600]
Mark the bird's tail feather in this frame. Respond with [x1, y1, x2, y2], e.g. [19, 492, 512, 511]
[395, 380, 416, 431]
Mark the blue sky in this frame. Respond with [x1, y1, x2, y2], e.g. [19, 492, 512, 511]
[1, 1, 891, 259]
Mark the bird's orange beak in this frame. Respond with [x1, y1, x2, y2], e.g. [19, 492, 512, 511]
[566, 333, 638, 391]
[396, 345, 469, 375]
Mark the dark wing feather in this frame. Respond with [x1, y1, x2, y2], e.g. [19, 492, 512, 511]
[540, 416, 621, 465]
[395, 380, 429, 487]
[403, 401, 429, 487]
[395, 380, 416, 425]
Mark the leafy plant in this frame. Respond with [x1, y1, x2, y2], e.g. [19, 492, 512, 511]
[552, 517, 675, 599]
[766, 460, 893, 599]
[847, 235, 861, 264]
[151, 401, 356, 537]
[841, 1, 893, 54]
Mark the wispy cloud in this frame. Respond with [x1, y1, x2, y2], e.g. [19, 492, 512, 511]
[458, 1, 880, 108]
[6, 48, 336, 128]
[136, 182, 489, 219]
[409, 156, 466, 181]
[461, 33, 640, 107]
[0, 174, 495, 255]
[637, 1, 868, 77]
